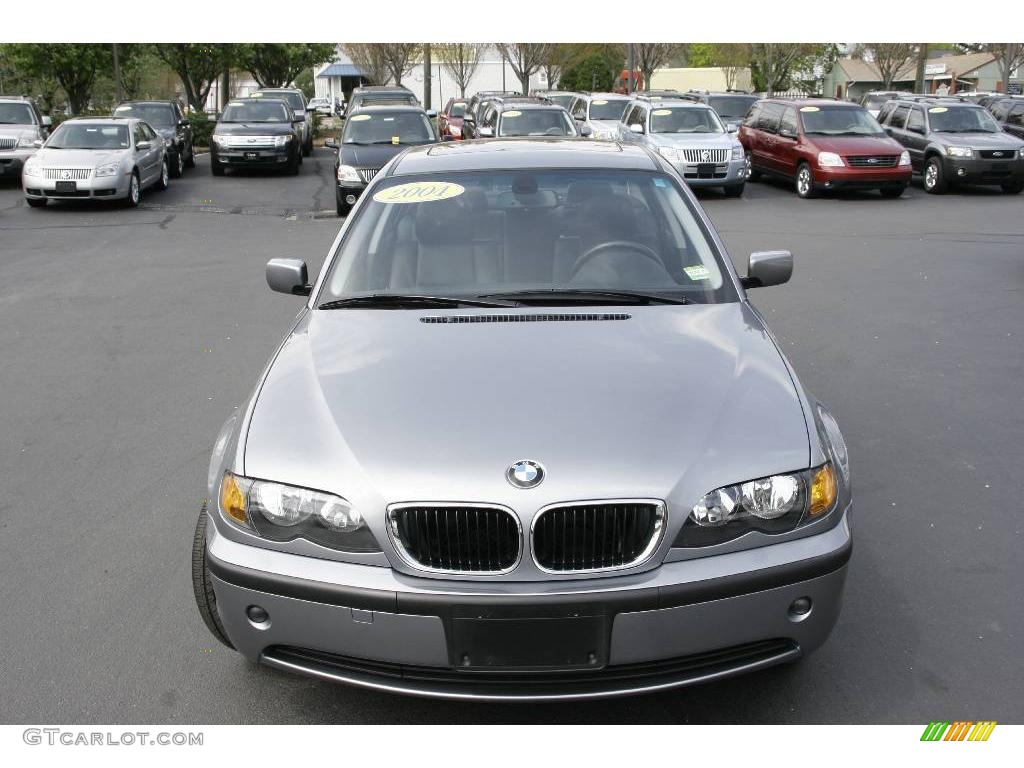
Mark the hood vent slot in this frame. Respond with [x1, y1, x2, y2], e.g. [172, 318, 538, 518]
[420, 313, 631, 325]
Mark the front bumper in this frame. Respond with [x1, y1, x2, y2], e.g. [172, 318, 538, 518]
[336, 182, 367, 204]
[23, 172, 130, 200]
[942, 155, 1024, 186]
[213, 147, 292, 166]
[813, 164, 911, 190]
[1, 148, 38, 177]
[206, 508, 851, 700]
[675, 158, 748, 187]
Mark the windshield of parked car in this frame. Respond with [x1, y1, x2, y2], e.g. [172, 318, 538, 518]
[320, 169, 736, 305]
[545, 94, 576, 109]
[588, 99, 629, 121]
[448, 102, 467, 118]
[252, 90, 305, 112]
[707, 96, 757, 121]
[800, 106, 884, 136]
[343, 111, 435, 144]
[0, 102, 36, 124]
[650, 107, 724, 134]
[498, 109, 575, 136]
[113, 103, 176, 127]
[359, 95, 418, 108]
[220, 101, 290, 123]
[46, 123, 130, 149]
[927, 106, 1002, 133]
[863, 94, 896, 110]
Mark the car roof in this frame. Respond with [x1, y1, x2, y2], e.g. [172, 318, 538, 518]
[391, 138, 658, 175]
[349, 104, 429, 114]
[632, 99, 713, 110]
[584, 92, 630, 100]
[115, 100, 177, 106]
[499, 103, 565, 112]
[59, 117, 138, 124]
[354, 85, 412, 93]
[762, 98, 858, 108]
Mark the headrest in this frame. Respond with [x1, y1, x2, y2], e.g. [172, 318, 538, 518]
[414, 200, 466, 246]
[494, 189, 558, 210]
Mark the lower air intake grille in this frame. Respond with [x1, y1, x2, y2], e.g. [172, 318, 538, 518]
[389, 505, 520, 573]
[533, 501, 664, 572]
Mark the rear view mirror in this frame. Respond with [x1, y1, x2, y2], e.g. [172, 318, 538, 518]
[478, 126, 494, 138]
[135, 141, 152, 150]
[41, 116, 52, 127]
[742, 250, 792, 289]
[426, 109, 437, 118]
[726, 123, 739, 133]
[266, 258, 311, 296]
[629, 123, 644, 134]
[324, 137, 338, 149]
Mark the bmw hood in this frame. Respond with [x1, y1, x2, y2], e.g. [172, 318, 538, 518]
[244, 303, 811, 521]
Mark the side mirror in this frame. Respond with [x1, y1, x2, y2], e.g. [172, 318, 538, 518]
[32, 139, 43, 148]
[779, 129, 798, 140]
[426, 109, 437, 118]
[726, 123, 739, 133]
[741, 250, 793, 289]
[136, 141, 152, 150]
[478, 126, 494, 138]
[629, 123, 644, 134]
[579, 124, 593, 137]
[266, 258, 311, 296]
[324, 137, 338, 149]
[41, 116, 52, 127]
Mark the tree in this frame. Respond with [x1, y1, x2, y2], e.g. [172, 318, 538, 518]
[237, 44, 336, 88]
[341, 44, 389, 85]
[633, 43, 687, 90]
[496, 43, 553, 94]
[853, 44, 918, 89]
[5, 44, 112, 114]
[380, 43, 422, 85]
[682, 43, 750, 90]
[541, 44, 590, 90]
[982, 43, 1024, 92]
[559, 45, 624, 92]
[435, 43, 484, 97]
[748, 43, 832, 96]
[153, 44, 237, 112]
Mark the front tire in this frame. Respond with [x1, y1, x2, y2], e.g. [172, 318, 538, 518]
[123, 170, 141, 207]
[722, 183, 745, 198]
[185, 142, 196, 168]
[302, 136, 312, 157]
[211, 157, 225, 176]
[287, 148, 300, 175]
[795, 162, 817, 199]
[746, 151, 761, 182]
[170, 150, 184, 178]
[26, 196, 47, 208]
[156, 160, 170, 191]
[191, 504, 235, 649]
[923, 157, 947, 194]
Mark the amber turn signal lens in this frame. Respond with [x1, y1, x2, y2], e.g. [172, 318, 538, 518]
[220, 472, 248, 525]
[809, 463, 837, 517]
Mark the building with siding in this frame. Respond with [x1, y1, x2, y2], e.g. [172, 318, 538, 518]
[821, 53, 1011, 101]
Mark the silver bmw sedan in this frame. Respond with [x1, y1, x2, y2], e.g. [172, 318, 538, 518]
[194, 138, 852, 701]
[22, 117, 168, 208]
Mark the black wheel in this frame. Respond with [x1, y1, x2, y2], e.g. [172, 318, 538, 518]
[923, 156, 947, 194]
[1001, 180, 1023, 194]
[795, 162, 817, 199]
[745, 151, 761, 182]
[287, 148, 300, 175]
[26, 196, 47, 208]
[722, 183, 745, 198]
[123, 170, 141, 207]
[170, 149, 184, 178]
[880, 184, 906, 198]
[191, 504, 235, 649]
[302, 138, 312, 157]
[155, 159, 170, 191]
[211, 158, 225, 177]
[185, 142, 196, 168]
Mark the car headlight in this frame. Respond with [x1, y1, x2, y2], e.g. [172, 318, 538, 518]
[336, 163, 361, 182]
[899, 150, 911, 166]
[658, 146, 679, 161]
[94, 162, 120, 177]
[674, 463, 838, 548]
[274, 134, 293, 147]
[450, 124, 462, 136]
[164, 138, 173, 147]
[731, 144, 745, 160]
[219, 472, 380, 552]
[23, 158, 42, 177]
[946, 146, 973, 158]
[18, 135, 41, 148]
[212, 133, 228, 146]
[817, 151, 844, 167]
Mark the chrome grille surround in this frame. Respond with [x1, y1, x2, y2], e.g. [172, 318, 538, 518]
[219, 135, 279, 149]
[531, 499, 666, 574]
[0, 136, 17, 150]
[681, 148, 730, 164]
[357, 167, 380, 183]
[845, 155, 899, 168]
[387, 502, 522, 575]
[44, 168, 92, 180]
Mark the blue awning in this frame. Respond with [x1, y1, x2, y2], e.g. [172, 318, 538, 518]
[318, 63, 366, 79]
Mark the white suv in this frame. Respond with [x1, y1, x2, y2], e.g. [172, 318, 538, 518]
[0, 97, 51, 180]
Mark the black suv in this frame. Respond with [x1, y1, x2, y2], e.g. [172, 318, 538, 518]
[989, 97, 1024, 140]
[210, 98, 303, 176]
[113, 100, 194, 177]
[878, 97, 1024, 194]
[684, 91, 759, 126]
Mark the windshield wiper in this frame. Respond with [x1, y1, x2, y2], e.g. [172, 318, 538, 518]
[318, 294, 518, 310]
[478, 289, 691, 305]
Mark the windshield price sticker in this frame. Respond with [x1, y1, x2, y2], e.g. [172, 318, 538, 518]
[929, 107, 948, 113]
[373, 181, 466, 204]
[652, 108, 673, 116]
[349, 114, 372, 121]
[503, 110, 523, 118]
[391, 136, 400, 144]
[799, 106, 820, 112]
[592, 99, 608, 105]
[684, 265, 711, 280]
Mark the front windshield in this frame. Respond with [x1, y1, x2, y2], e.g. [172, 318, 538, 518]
[650, 107, 723, 134]
[928, 106, 1001, 133]
[320, 169, 736, 305]
[448, 102, 467, 117]
[113, 103, 175, 127]
[220, 101, 290, 123]
[0, 102, 36, 124]
[343, 112, 434, 144]
[800, 106, 883, 136]
[252, 90, 305, 112]
[498, 109, 575, 136]
[47, 123, 130, 150]
[546, 94, 576, 109]
[707, 96, 757, 121]
[588, 99, 629, 121]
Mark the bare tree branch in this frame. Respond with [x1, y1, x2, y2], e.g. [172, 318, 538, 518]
[633, 43, 687, 90]
[435, 43, 484, 98]
[853, 44, 919, 89]
[496, 43, 553, 94]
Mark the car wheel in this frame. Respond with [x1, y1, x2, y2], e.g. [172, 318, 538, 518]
[191, 504, 235, 650]
[287, 148, 300, 176]
[185, 143, 196, 168]
[156, 160, 170, 191]
[124, 170, 141, 207]
[795, 162, 817, 198]
[211, 158, 225, 177]
[170, 150, 184, 178]
[746, 152, 761, 182]
[722, 183, 745, 198]
[1001, 180, 1023, 194]
[25, 196, 48, 208]
[880, 184, 906, 198]
[302, 139, 312, 157]
[923, 157, 947, 194]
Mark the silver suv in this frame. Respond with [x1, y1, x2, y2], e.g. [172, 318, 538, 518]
[0, 96, 51, 180]
[568, 92, 632, 140]
[618, 97, 747, 197]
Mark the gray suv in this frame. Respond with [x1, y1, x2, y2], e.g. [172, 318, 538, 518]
[0, 96, 51, 179]
[878, 97, 1024, 194]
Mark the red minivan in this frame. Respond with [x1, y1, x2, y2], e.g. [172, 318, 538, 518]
[739, 99, 912, 198]
[438, 97, 469, 141]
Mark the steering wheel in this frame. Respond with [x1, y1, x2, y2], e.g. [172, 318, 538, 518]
[570, 240, 665, 281]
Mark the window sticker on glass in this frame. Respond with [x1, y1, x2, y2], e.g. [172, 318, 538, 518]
[373, 181, 466, 204]
[503, 110, 522, 118]
[929, 107, 948, 113]
[391, 136, 400, 144]
[684, 265, 711, 280]
[228, 102, 243, 108]
[799, 106, 820, 112]
[592, 99, 608, 105]
[251, 92, 263, 97]
[652, 108, 673, 116]
[349, 114, 372, 121]
[653, 178, 668, 187]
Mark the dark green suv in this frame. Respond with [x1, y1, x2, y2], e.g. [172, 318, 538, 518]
[877, 97, 1024, 194]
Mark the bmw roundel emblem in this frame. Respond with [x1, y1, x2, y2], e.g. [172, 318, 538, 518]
[506, 460, 544, 489]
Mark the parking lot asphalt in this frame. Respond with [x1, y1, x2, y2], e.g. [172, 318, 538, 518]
[1, 150, 1021, 724]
